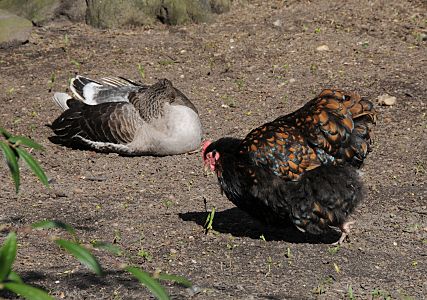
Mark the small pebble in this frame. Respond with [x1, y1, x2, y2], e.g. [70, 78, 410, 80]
[316, 45, 330, 51]
[377, 94, 397, 106]
[273, 19, 282, 27]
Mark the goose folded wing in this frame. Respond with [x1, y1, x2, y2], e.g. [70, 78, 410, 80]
[51, 100, 141, 144]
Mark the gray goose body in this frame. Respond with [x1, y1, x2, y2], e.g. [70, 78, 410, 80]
[51, 76, 202, 156]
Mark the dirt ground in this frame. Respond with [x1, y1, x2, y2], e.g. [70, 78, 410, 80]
[1, 0, 426, 299]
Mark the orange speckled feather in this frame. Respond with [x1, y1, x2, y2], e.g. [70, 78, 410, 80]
[240, 89, 377, 180]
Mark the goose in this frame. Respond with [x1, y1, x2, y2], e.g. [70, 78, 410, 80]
[50, 76, 203, 156]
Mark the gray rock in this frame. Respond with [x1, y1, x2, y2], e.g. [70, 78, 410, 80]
[0, 9, 32, 48]
[209, 0, 231, 14]
[86, 0, 232, 28]
[0, 0, 232, 29]
[57, 0, 86, 22]
[0, 0, 86, 24]
[86, 0, 151, 28]
[0, 0, 60, 25]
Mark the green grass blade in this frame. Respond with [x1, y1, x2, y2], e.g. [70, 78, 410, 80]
[0, 141, 20, 192]
[0, 232, 17, 281]
[15, 147, 49, 187]
[55, 239, 103, 275]
[156, 273, 192, 288]
[137, 63, 145, 79]
[8, 136, 44, 150]
[0, 127, 12, 138]
[7, 271, 23, 283]
[92, 241, 122, 256]
[204, 207, 215, 233]
[126, 266, 170, 300]
[32, 220, 76, 235]
[4, 282, 54, 300]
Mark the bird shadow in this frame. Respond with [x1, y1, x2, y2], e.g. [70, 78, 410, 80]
[19, 269, 143, 291]
[179, 207, 341, 244]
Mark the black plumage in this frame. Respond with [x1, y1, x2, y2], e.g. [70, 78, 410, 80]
[202, 89, 377, 244]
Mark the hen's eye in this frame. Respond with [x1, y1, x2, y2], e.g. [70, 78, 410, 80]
[211, 150, 220, 160]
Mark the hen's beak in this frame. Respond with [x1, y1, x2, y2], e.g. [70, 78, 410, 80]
[203, 158, 215, 176]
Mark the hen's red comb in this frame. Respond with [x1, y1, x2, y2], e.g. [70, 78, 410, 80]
[201, 140, 212, 157]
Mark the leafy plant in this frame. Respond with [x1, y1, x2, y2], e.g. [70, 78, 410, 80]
[138, 248, 153, 262]
[91, 241, 122, 256]
[347, 285, 355, 300]
[313, 276, 334, 295]
[137, 63, 145, 80]
[235, 78, 245, 91]
[126, 267, 170, 300]
[371, 288, 391, 300]
[48, 73, 56, 92]
[62, 34, 70, 52]
[1, 129, 192, 299]
[33, 220, 192, 299]
[204, 207, 216, 234]
[328, 245, 340, 255]
[158, 60, 175, 66]
[32, 221, 103, 275]
[0, 232, 54, 300]
[70, 59, 81, 71]
[265, 256, 273, 276]
[0, 127, 48, 193]
[285, 247, 292, 265]
[155, 272, 192, 287]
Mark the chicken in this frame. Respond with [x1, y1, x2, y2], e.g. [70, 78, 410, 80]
[202, 89, 377, 244]
[50, 76, 202, 156]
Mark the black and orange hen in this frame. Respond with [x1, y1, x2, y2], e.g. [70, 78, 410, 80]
[202, 89, 377, 244]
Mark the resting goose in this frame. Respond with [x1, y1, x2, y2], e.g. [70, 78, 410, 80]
[50, 76, 202, 156]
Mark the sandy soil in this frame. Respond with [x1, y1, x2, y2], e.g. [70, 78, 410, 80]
[0, 0, 426, 299]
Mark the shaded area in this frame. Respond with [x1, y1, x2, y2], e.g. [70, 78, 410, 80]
[179, 207, 342, 244]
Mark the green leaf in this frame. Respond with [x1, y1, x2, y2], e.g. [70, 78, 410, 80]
[4, 282, 54, 300]
[156, 273, 192, 288]
[8, 136, 44, 150]
[15, 147, 49, 187]
[126, 267, 170, 300]
[55, 239, 103, 275]
[0, 127, 12, 138]
[32, 220, 76, 235]
[0, 141, 20, 192]
[0, 232, 17, 281]
[203, 207, 215, 234]
[7, 271, 23, 283]
[92, 241, 122, 256]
